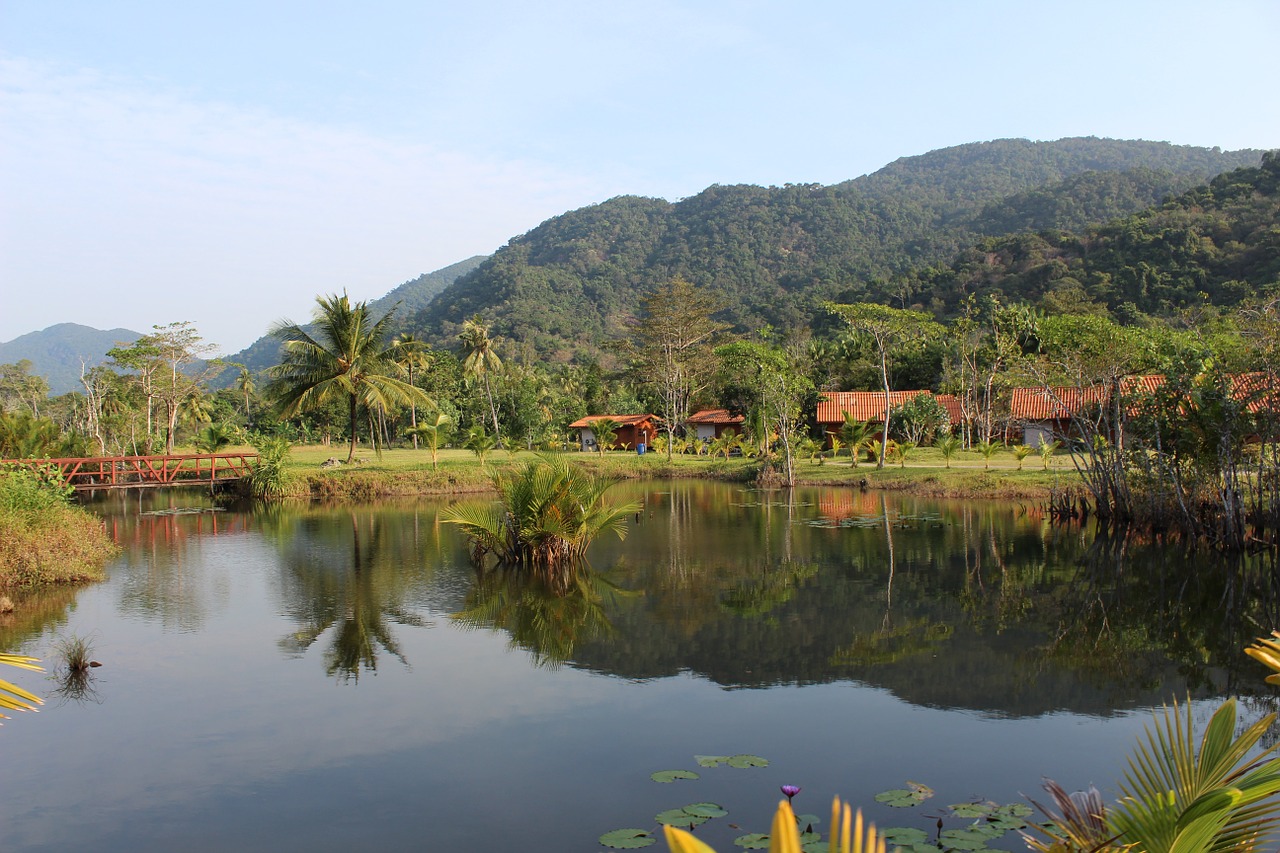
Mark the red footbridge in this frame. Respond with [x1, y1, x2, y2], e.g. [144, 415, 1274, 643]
[1, 452, 258, 491]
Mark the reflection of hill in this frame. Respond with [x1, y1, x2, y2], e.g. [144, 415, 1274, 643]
[559, 484, 1259, 717]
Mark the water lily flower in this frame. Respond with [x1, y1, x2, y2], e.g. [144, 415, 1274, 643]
[781, 785, 801, 801]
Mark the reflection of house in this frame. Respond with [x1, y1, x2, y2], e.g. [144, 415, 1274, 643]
[1010, 377, 1164, 446]
[816, 390, 962, 445]
[687, 409, 745, 443]
[568, 414, 660, 452]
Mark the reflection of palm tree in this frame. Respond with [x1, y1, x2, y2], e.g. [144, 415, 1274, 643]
[274, 511, 429, 683]
[452, 567, 621, 668]
[267, 293, 433, 463]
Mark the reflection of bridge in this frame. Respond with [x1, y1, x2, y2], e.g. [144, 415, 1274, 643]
[2, 452, 258, 491]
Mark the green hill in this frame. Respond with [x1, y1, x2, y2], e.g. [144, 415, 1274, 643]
[887, 152, 1280, 318]
[413, 138, 1262, 358]
[0, 323, 143, 395]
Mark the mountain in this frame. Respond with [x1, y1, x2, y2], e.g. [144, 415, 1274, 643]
[885, 152, 1280, 318]
[217, 255, 487, 380]
[0, 323, 143, 395]
[412, 138, 1264, 359]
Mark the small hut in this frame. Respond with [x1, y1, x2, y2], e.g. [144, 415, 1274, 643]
[687, 409, 745, 446]
[568, 414, 660, 452]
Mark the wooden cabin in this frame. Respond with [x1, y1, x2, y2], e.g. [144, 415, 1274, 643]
[687, 409, 745, 445]
[568, 414, 660, 452]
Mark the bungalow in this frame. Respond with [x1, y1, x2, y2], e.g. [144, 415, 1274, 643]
[568, 414, 660, 452]
[816, 390, 961, 446]
[1009, 376, 1165, 447]
[687, 409, 745, 444]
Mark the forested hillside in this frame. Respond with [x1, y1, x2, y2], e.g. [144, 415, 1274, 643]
[889, 152, 1280, 318]
[414, 138, 1262, 358]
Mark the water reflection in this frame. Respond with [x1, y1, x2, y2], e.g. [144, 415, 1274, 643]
[452, 565, 629, 668]
[258, 505, 439, 683]
[40, 482, 1280, 717]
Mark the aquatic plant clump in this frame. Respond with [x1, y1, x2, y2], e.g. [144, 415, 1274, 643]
[443, 455, 641, 570]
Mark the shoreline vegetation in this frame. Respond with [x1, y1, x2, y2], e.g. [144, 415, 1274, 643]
[0, 465, 116, 590]
[264, 443, 1069, 501]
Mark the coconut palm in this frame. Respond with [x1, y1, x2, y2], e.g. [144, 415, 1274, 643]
[459, 315, 503, 446]
[589, 417, 622, 456]
[236, 367, 256, 420]
[1012, 444, 1033, 470]
[840, 415, 877, 468]
[442, 455, 641, 571]
[267, 293, 433, 463]
[936, 434, 961, 469]
[463, 424, 497, 469]
[193, 422, 235, 453]
[391, 334, 432, 449]
[1039, 439, 1061, 470]
[976, 439, 999, 470]
[409, 412, 452, 471]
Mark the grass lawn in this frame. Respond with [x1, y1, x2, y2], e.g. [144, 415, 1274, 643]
[203, 441, 1081, 500]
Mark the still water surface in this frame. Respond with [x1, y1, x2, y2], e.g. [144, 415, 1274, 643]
[2, 481, 1276, 852]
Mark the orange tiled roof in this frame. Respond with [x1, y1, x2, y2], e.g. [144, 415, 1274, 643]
[934, 393, 965, 424]
[687, 408, 745, 425]
[1009, 376, 1165, 420]
[816, 390, 929, 424]
[568, 414, 658, 429]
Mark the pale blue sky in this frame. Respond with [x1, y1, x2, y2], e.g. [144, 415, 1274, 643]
[2, 0, 1277, 352]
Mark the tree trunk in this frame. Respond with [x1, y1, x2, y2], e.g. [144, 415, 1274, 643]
[347, 394, 358, 463]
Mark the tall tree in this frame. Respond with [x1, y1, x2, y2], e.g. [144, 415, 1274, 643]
[236, 367, 257, 422]
[391, 334, 433, 449]
[267, 293, 433, 463]
[634, 277, 730, 460]
[825, 303, 943, 468]
[716, 339, 813, 487]
[458, 316, 503, 447]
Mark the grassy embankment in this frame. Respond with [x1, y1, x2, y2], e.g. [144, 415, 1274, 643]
[0, 467, 117, 589]
[258, 443, 1077, 501]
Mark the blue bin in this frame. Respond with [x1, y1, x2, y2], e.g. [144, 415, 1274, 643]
[637, 443, 646, 455]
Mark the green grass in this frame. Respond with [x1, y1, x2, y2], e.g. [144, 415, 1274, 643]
[257, 442, 1076, 500]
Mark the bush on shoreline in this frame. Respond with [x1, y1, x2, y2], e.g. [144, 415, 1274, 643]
[0, 465, 116, 588]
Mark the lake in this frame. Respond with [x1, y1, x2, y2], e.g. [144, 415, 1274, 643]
[2, 481, 1277, 852]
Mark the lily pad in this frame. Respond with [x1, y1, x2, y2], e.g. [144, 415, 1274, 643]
[650, 769, 700, 783]
[949, 803, 993, 818]
[875, 789, 925, 807]
[599, 828, 657, 849]
[938, 828, 992, 850]
[655, 808, 710, 827]
[793, 813, 821, 828]
[732, 834, 770, 849]
[683, 803, 729, 819]
[993, 803, 1033, 818]
[880, 827, 929, 845]
[726, 754, 769, 768]
[695, 755, 729, 767]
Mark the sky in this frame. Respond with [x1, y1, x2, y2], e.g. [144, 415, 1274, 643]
[2, 1, 1278, 355]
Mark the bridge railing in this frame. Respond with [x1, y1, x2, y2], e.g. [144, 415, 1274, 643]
[1, 452, 259, 490]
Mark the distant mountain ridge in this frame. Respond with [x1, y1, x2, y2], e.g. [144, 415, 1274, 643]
[0, 323, 143, 395]
[412, 137, 1264, 359]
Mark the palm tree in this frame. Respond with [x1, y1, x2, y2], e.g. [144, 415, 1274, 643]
[409, 412, 452, 471]
[391, 334, 432, 449]
[442, 455, 641, 571]
[236, 367, 256, 420]
[266, 292, 434, 463]
[840, 414, 878, 468]
[459, 315, 503, 446]
[463, 424, 497, 469]
[936, 434, 961, 469]
[589, 417, 621, 456]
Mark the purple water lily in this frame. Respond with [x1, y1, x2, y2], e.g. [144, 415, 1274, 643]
[780, 785, 801, 802]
